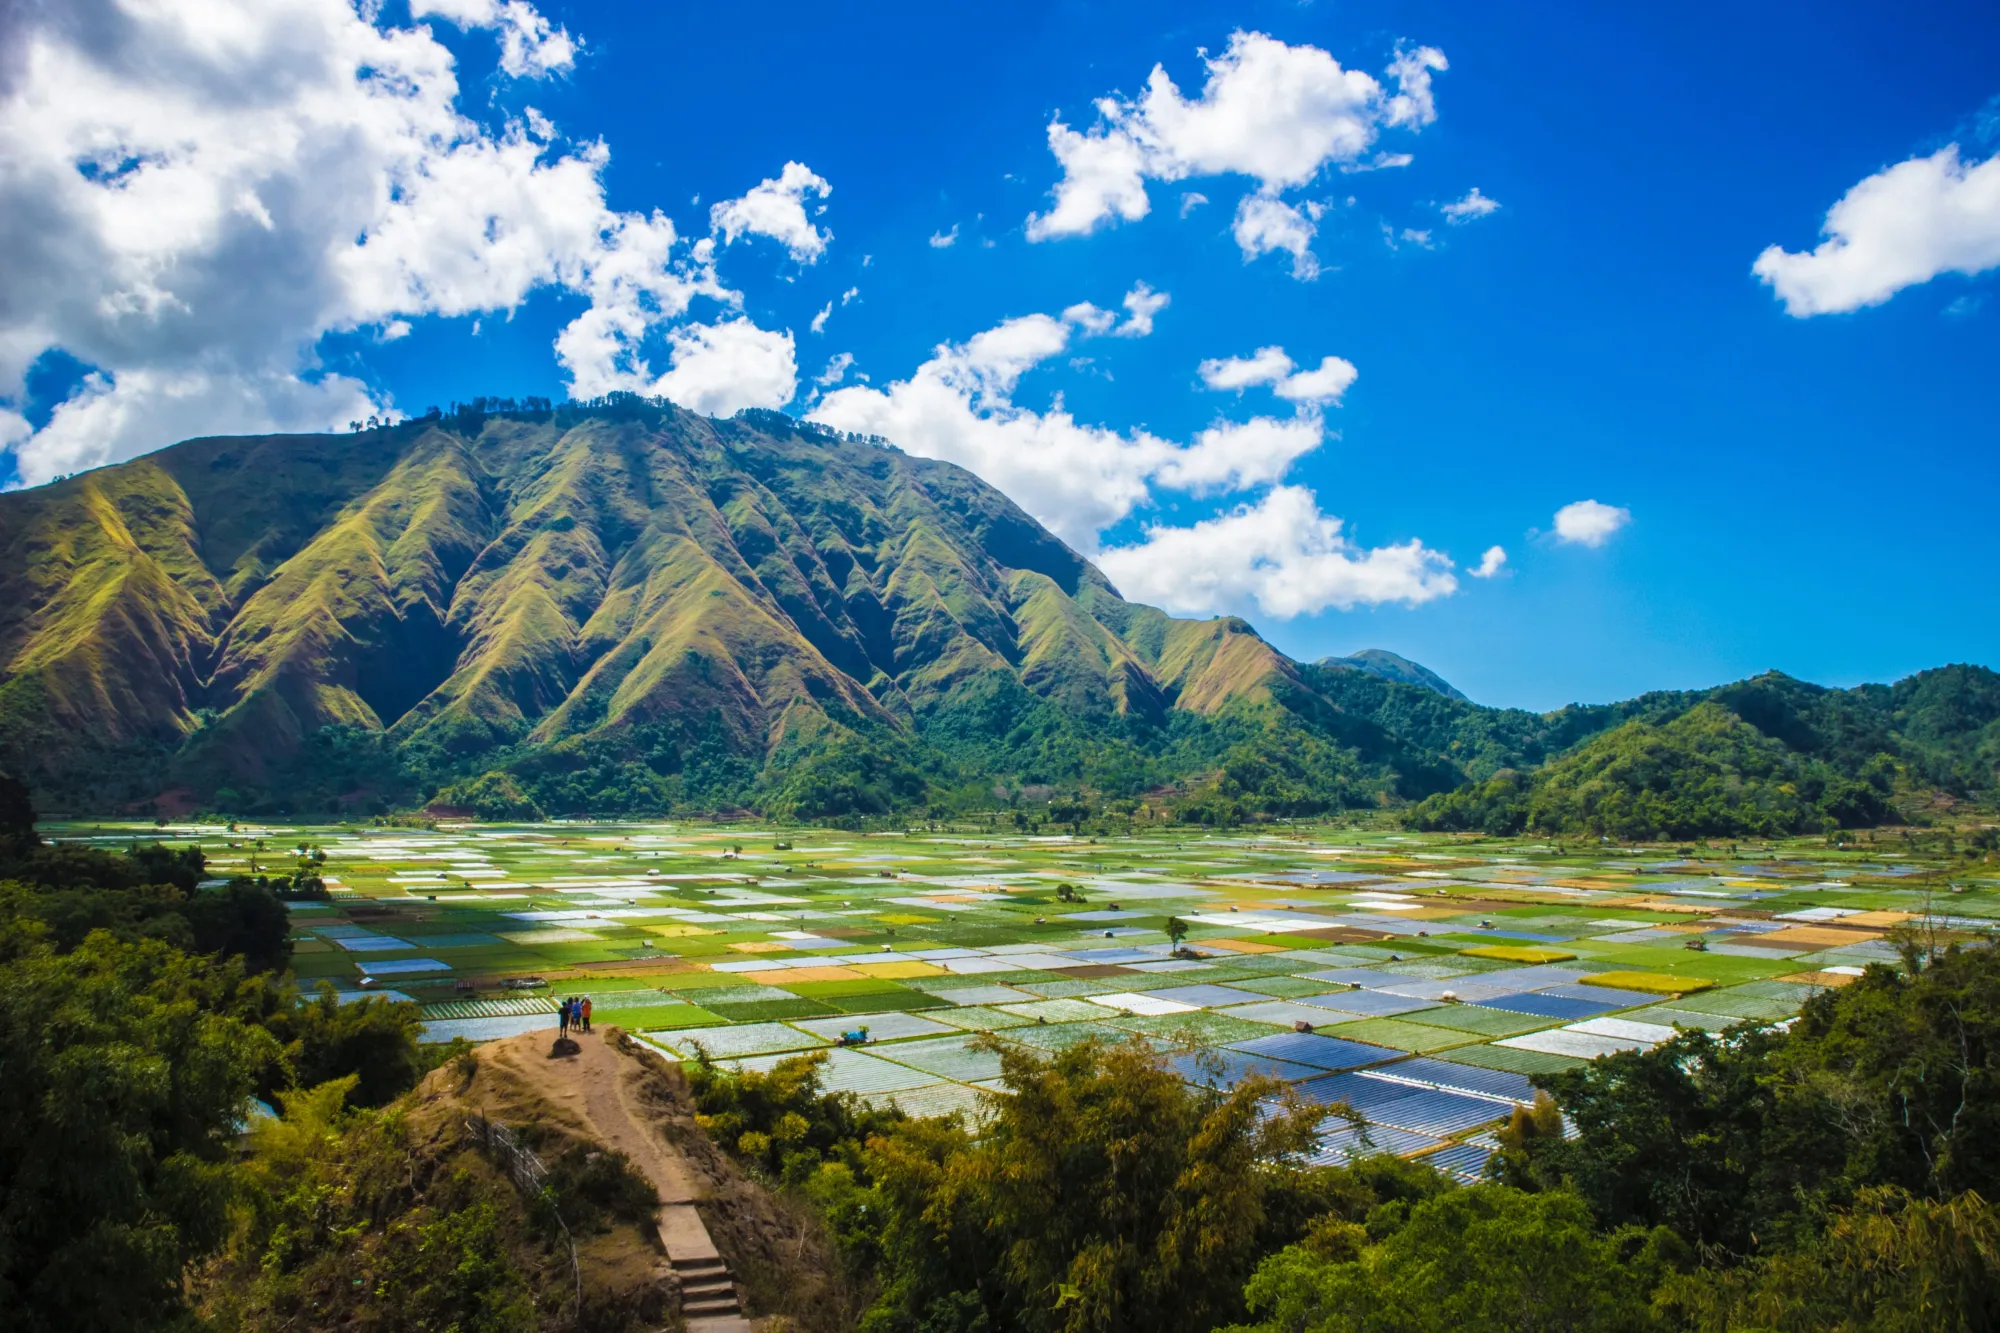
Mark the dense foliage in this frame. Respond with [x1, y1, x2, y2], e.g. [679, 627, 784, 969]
[201, 1077, 665, 1333]
[687, 1034, 1356, 1333]
[0, 774, 453, 1331]
[1230, 1185, 1682, 1333]
[1505, 938, 2000, 1252]
[0, 927, 282, 1329]
[169, 659, 2000, 835]
[1408, 702, 1903, 839]
[675, 935, 2000, 1333]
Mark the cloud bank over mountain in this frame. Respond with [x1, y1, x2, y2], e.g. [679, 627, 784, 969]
[0, 0, 807, 485]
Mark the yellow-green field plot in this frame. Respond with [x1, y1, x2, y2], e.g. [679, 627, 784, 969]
[45, 817, 1994, 1178]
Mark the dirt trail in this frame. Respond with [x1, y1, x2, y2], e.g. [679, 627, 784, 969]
[486, 1030, 703, 1206]
[483, 1029, 752, 1332]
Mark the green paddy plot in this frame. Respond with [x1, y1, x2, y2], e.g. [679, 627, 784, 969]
[1444, 1043, 1588, 1077]
[1402, 1004, 1559, 1037]
[1105, 1011, 1286, 1045]
[928, 1006, 1036, 1031]
[1228, 975, 1351, 998]
[51, 816, 1989, 1173]
[1333, 1017, 1484, 1053]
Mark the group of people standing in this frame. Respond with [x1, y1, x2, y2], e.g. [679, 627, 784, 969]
[556, 994, 592, 1037]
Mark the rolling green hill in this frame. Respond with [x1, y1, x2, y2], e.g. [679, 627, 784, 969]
[1, 396, 1994, 830]
[1405, 668, 2000, 838]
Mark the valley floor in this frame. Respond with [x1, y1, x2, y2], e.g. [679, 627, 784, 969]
[49, 819, 1994, 1179]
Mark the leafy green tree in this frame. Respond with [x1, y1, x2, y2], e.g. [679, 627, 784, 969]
[212, 1079, 549, 1333]
[0, 928, 282, 1331]
[684, 1046, 905, 1184]
[1048, 797, 1090, 834]
[1515, 945, 2000, 1257]
[1659, 1186, 2000, 1333]
[1505, 1025, 1815, 1255]
[1405, 769, 1532, 834]
[0, 787, 438, 1326]
[769, 741, 930, 822]
[1776, 944, 2000, 1202]
[181, 877, 294, 972]
[0, 770, 36, 851]
[0, 837, 289, 973]
[862, 1036, 1320, 1333]
[1230, 1184, 1682, 1333]
[274, 984, 430, 1109]
[435, 769, 544, 821]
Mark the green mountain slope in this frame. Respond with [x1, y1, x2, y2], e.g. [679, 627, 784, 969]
[1407, 669, 2000, 837]
[2, 396, 1994, 830]
[0, 400, 1339, 814]
[1320, 648, 1468, 701]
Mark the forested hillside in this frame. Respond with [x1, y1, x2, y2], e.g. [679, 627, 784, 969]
[1407, 666, 2000, 838]
[1, 397, 1995, 832]
[0, 399, 1348, 816]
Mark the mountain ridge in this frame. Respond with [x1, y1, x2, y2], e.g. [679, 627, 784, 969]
[0, 399, 1302, 813]
[1320, 648, 1468, 701]
[2, 397, 1995, 830]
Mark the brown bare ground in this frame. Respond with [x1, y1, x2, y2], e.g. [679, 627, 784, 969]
[474, 1029, 871, 1332]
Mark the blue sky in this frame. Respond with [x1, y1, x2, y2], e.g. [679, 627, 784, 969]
[3, 0, 1998, 709]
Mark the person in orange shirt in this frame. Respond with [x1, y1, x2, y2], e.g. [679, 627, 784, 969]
[580, 996, 593, 1033]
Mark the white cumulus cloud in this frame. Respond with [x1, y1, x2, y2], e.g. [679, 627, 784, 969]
[1442, 186, 1501, 223]
[1199, 346, 1295, 391]
[1471, 545, 1507, 578]
[808, 305, 1318, 548]
[1382, 46, 1449, 129]
[1029, 116, 1152, 239]
[1026, 30, 1446, 241]
[412, 0, 576, 78]
[814, 352, 854, 387]
[1274, 355, 1358, 406]
[1150, 418, 1325, 496]
[0, 0, 796, 487]
[808, 303, 1456, 619]
[1233, 196, 1320, 278]
[648, 319, 797, 417]
[1114, 281, 1169, 337]
[812, 313, 1159, 543]
[1061, 303, 1117, 335]
[1097, 485, 1458, 618]
[1552, 499, 1630, 548]
[709, 160, 832, 263]
[929, 224, 960, 248]
[1198, 347, 1357, 405]
[1753, 143, 2000, 316]
[1068, 283, 1169, 338]
[25, 368, 379, 484]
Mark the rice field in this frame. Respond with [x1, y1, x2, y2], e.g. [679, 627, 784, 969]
[49, 818, 1996, 1178]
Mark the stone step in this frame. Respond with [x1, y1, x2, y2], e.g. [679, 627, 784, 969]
[673, 1256, 728, 1276]
[684, 1296, 742, 1316]
[684, 1316, 754, 1333]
